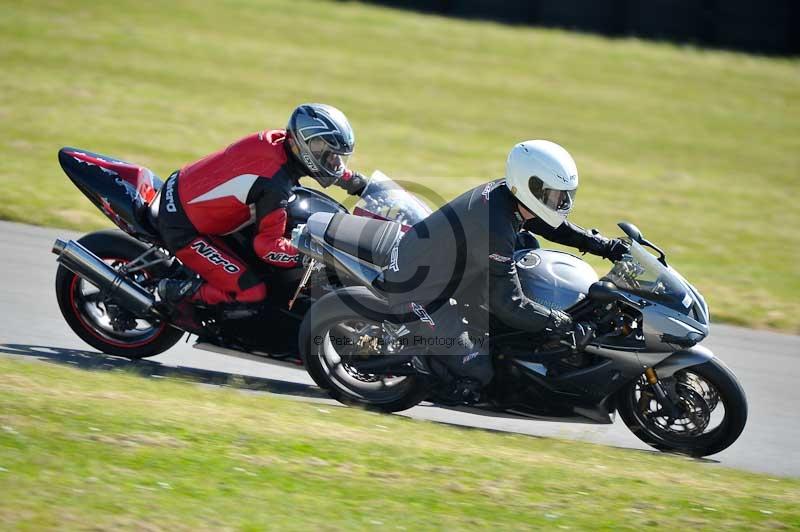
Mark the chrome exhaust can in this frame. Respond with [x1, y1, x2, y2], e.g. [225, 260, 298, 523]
[52, 238, 156, 316]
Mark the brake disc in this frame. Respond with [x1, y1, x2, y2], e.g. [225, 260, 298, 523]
[677, 372, 720, 412]
[652, 386, 710, 437]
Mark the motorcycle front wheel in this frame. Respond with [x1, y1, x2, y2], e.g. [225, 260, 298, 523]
[617, 358, 747, 457]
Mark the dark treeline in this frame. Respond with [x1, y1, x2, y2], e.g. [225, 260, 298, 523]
[357, 0, 799, 55]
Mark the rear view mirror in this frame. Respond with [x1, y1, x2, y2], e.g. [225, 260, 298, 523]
[617, 222, 644, 243]
[617, 221, 668, 267]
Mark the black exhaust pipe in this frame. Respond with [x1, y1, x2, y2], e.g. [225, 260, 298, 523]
[52, 238, 157, 317]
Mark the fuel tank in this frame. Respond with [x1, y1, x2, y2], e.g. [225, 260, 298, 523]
[513, 249, 599, 310]
[286, 187, 347, 229]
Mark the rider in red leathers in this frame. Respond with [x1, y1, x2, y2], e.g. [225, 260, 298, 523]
[156, 104, 366, 315]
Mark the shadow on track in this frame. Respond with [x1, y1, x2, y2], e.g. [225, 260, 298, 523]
[0, 344, 718, 466]
[0, 343, 327, 400]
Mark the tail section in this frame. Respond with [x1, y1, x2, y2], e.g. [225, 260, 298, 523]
[58, 147, 164, 240]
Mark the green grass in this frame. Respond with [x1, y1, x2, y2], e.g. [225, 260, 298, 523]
[0, 358, 797, 530]
[1, 0, 798, 331]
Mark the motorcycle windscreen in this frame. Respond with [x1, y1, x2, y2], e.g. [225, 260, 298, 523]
[602, 239, 694, 314]
[353, 171, 432, 228]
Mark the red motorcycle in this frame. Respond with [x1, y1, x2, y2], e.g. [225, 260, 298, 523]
[51, 147, 429, 364]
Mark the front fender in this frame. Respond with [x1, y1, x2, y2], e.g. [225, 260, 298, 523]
[652, 344, 715, 377]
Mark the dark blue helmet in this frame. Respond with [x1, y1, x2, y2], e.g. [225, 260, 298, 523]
[286, 103, 355, 187]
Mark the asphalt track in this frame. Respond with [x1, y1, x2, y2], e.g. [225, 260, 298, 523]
[1, 220, 798, 477]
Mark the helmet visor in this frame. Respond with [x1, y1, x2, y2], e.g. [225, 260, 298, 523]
[529, 176, 576, 213]
[307, 137, 352, 178]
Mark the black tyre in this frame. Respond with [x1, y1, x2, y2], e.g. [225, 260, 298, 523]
[617, 358, 747, 457]
[299, 287, 430, 412]
[55, 230, 184, 359]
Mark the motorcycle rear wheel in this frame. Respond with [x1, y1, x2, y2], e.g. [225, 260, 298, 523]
[617, 358, 747, 457]
[55, 230, 184, 359]
[299, 287, 430, 412]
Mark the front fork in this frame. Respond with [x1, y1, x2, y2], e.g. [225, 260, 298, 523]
[644, 367, 682, 419]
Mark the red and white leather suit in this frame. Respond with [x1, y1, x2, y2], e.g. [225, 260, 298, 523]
[158, 129, 356, 305]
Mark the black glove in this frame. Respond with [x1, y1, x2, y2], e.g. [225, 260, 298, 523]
[337, 171, 367, 196]
[604, 238, 630, 262]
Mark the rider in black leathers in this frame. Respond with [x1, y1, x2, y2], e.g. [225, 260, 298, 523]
[382, 142, 628, 403]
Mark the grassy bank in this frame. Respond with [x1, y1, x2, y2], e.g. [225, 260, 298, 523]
[0, 357, 797, 529]
[0, 0, 798, 330]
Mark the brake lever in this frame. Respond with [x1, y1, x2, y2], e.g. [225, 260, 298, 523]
[559, 332, 577, 351]
[577, 325, 596, 351]
[559, 323, 597, 352]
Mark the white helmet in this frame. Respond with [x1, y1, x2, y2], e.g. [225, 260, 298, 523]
[505, 140, 578, 228]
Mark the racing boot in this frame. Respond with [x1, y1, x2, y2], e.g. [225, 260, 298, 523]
[158, 278, 203, 305]
[432, 377, 484, 406]
[427, 353, 490, 406]
[157, 278, 204, 334]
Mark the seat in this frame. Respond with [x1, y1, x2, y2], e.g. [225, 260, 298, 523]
[323, 213, 402, 268]
[141, 186, 162, 233]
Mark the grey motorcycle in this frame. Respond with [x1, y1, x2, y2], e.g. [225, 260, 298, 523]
[291, 173, 747, 457]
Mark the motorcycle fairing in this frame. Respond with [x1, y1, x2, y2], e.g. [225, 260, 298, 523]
[489, 338, 643, 423]
[58, 147, 163, 240]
